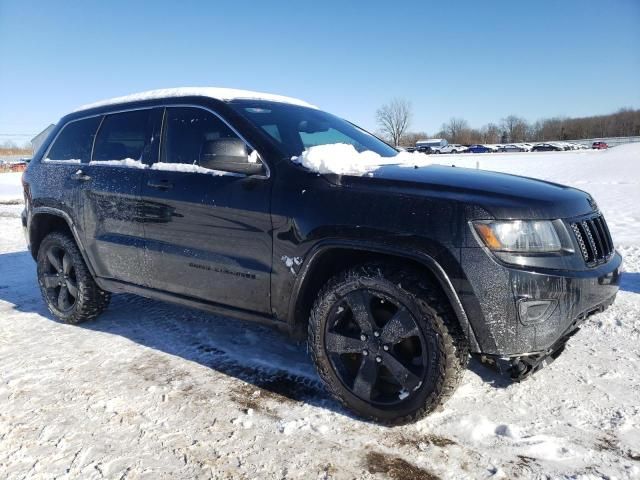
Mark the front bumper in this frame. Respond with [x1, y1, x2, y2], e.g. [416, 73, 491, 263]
[481, 293, 616, 380]
[459, 248, 622, 357]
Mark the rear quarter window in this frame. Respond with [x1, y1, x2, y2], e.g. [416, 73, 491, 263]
[45, 117, 102, 163]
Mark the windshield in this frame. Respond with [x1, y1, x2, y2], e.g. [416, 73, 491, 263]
[228, 100, 398, 158]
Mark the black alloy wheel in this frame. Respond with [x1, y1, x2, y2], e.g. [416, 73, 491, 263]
[309, 264, 469, 424]
[37, 231, 110, 324]
[324, 289, 428, 406]
[42, 244, 78, 312]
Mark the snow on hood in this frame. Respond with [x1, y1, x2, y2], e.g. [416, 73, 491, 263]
[291, 143, 433, 175]
[75, 87, 316, 112]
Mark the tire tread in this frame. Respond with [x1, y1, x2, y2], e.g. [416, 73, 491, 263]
[308, 262, 469, 425]
[37, 232, 110, 324]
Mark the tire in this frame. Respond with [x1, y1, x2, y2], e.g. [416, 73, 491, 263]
[308, 263, 469, 424]
[37, 231, 110, 324]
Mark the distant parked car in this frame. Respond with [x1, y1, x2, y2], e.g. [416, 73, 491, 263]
[0, 158, 29, 172]
[555, 142, 573, 151]
[498, 144, 525, 153]
[467, 144, 493, 153]
[532, 143, 563, 152]
[437, 144, 468, 154]
[416, 138, 448, 152]
[416, 145, 434, 154]
[592, 141, 608, 150]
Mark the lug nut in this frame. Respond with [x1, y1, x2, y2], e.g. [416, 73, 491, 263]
[375, 356, 382, 363]
[362, 350, 369, 356]
[360, 334, 367, 341]
[373, 331, 380, 338]
[383, 345, 389, 351]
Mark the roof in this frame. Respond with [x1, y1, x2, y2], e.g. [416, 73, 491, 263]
[74, 87, 317, 112]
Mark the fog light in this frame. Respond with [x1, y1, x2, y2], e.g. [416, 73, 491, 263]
[517, 299, 558, 325]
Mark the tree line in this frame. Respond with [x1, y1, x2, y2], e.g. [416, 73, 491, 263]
[376, 99, 640, 146]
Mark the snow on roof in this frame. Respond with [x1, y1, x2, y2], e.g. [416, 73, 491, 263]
[74, 87, 317, 112]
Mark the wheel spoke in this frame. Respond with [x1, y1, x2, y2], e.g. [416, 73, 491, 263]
[344, 290, 374, 333]
[352, 355, 378, 401]
[66, 279, 78, 299]
[47, 249, 63, 272]
[57, 285, 71, 310]
[380, 307, 419, 345]
[62, 253, 72, 275]
[382, 351, 421, 391]
[42, 274, 59, 289]
[325, 332, 364, 354]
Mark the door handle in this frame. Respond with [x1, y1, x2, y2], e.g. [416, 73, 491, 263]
[71, 170, 91, 182]
[147, 180, 173, 190]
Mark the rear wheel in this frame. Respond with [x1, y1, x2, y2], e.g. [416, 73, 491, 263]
[37, 232, 110, 324]
[309, 263, 469, 424]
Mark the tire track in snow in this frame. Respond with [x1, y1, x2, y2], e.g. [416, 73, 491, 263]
[90, 294, 330, 411]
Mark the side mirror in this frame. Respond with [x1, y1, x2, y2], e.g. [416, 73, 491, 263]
[200, 138, 265, 176]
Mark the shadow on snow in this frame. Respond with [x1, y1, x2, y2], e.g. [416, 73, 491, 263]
[0, 249, 353, 419]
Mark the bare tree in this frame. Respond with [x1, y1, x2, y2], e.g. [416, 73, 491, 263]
[502, 115, 529, 142]
[441, 117, 469, 143]
[400, 131, 429, 147]
[501, 115, 529, 143]
[481, 123, 501, 144]
[376, 99, 412, 146]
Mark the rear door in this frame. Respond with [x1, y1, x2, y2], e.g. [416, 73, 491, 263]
[140, 106, 272, 313]
[79, 108, 161, 286]
[40, 116, 103, 228]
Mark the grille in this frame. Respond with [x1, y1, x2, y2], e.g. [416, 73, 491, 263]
[569, 214, 614, 266]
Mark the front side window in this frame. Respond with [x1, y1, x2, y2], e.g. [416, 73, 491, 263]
[93, 109, 153, 162]
[160, 107, 251, 169]
[46, 117, 101, 162]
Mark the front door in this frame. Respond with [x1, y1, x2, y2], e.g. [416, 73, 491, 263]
[140, 106, 272, 313]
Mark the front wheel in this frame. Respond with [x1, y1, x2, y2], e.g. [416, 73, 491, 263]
[308, 264, 469, 424]
[37, 232, 110, 324]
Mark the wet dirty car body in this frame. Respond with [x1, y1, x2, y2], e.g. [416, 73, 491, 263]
[22, 92, 622, 399]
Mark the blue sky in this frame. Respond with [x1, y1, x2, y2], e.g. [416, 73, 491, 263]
[1, 0, 638, 144]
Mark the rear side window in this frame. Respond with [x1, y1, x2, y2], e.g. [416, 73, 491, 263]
[46, 117, 101, 162]
[161, 107, 241, 166]
[93, 109, 153, 162]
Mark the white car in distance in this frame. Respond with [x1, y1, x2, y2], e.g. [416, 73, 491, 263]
[436, 144, 469, 154]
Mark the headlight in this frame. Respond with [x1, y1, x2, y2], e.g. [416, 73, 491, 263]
[473, 220, 561, 253]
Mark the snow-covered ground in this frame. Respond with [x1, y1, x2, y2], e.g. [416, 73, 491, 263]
[0, 145, 639, 479]
[0, 172, 23, 204]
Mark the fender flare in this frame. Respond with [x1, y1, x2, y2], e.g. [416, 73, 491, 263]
[287, 240, 480, 352]
[29, 207, 97, 278]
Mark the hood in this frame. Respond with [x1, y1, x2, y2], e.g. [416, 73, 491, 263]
[329, 164, 595, 220]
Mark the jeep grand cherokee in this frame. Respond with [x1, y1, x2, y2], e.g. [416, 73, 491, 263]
[21, 88, 622, 424]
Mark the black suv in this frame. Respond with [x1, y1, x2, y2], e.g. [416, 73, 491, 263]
[21, 89, 622, 424]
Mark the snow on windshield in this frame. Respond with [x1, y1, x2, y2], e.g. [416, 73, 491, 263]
[291, 143, 433, 175]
